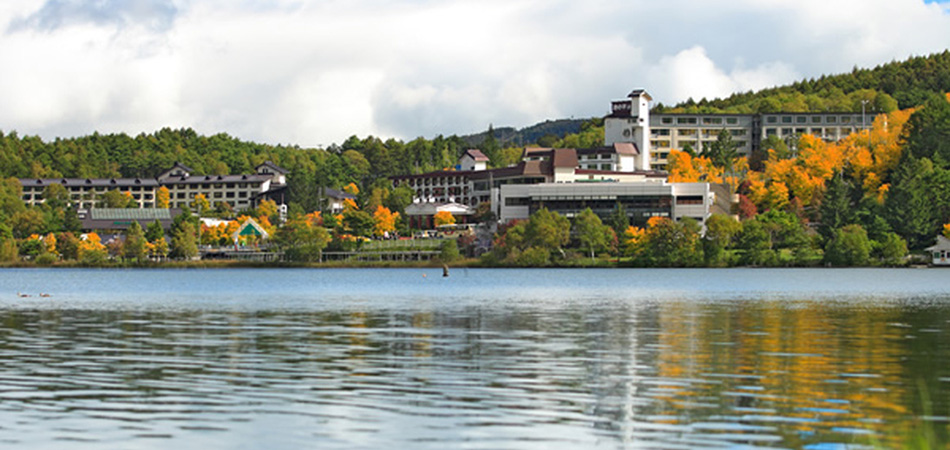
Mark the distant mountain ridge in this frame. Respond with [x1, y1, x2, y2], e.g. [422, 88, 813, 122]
[459, 118, 588, 147]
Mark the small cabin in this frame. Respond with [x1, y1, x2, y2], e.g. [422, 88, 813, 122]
[925, 235, 950, 266]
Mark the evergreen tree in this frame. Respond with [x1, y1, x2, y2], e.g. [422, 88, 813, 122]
[607, 202, 629, 236]
[903, 94, 950, 164]
[819, 172, 857, 240]
[885, 156, 936, 248]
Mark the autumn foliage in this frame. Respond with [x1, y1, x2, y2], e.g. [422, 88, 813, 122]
[741, 108, 911, 212]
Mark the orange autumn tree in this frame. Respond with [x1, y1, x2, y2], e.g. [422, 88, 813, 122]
[373, 206, 399, 236]
[434, 210, 455, 227]
[745, 107, 912, 212]
[78, 233, 108, 263]
[667, 150, 722, 183]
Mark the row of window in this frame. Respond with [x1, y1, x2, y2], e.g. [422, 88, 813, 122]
[652, 128, 748, 138]
[765, 115, 863, 125]
[650, 141, 748, 150]
[660, 117, 742, 125]
[764, 127, 857, 137]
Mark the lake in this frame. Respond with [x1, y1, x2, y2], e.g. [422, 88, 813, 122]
[1, 267, 949, 448]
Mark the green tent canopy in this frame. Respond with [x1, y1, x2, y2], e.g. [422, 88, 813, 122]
[232, 218, 269, 242]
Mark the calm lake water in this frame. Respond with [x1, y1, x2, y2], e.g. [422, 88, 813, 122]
[1, 268, 949, 449]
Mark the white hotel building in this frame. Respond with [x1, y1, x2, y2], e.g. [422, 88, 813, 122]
[392, 90, 732, 228]
[19, 161, 288, 212]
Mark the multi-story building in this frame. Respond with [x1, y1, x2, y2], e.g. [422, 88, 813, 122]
[20, 177, 160, 209]
[157, 162, 285, 211]
[498, 181, 732, 225]
[20, 161, 288, 213]
[606, 89, 871, 171]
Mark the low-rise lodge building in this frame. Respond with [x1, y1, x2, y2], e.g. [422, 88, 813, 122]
[20, 161, 289, 213]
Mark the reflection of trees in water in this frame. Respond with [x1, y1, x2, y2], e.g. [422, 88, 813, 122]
[1, 302, 948, 446]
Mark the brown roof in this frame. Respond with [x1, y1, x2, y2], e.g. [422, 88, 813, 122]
[463, 149, 490, 161]
[552, 148, 578, 168]
[613, 142, 639, 156]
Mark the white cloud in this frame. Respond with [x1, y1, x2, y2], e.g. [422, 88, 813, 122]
[0, 0, 948, 147]
[646, 46, 800, 103]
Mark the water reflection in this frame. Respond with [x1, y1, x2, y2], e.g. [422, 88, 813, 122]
[0, 269, 948, 448]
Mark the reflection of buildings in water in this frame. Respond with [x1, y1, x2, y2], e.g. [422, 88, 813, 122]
[641, 301, 911, 443]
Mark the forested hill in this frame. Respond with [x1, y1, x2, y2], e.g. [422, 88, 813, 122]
[653, 51, 950, 114]
[2, 51, 949, 192]
[460, 119, 586, 147]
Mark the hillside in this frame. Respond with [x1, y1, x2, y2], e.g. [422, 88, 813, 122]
[460, 119, 587, 147]
[653, 51, 950, 114]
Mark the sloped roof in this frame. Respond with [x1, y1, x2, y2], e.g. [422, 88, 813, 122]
[256, 161, 288, 174]
[552, 148, 578, 168]
[462, 149, 490, 161]
[325, 188, 357, 200]
[22, 178, 160, 187]
[232, 218, 269, 240]
[163, 174, 272, 185]
[926, 235, 950, 252]
[613, 142, 639, 156]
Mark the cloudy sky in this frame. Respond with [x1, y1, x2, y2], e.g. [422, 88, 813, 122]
[1, 0, 949, 148]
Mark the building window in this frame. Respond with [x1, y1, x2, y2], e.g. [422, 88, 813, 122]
[796, 116, 807, 123]
[676, 195, 704, 205]
[841, 116, 850, 124]
[662, 117, 673, 124]
[505, 197, 530, 206]
[767, 116, 777, 124]
[781, 116, 792, 124]
[730, 129, 746, 136]
[726, 117, 738, 125]
[827, 116, 837, 123]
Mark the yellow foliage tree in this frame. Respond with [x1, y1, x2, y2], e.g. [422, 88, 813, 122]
[256, 199, 278, 219]
[78, 233, 107, 261]
[342, 198, 359, 212]
[622, 225, 645, 256]
[373, 206, 399, 236]
[43, 233, 58, 255]
[744, 107, 913, 212]
[667, 150, 723, 183]
[191, 193, 210, 215]
[434, 210, 455, 227]
[342, 182, 360, 196]
[156, 186, 170, 208]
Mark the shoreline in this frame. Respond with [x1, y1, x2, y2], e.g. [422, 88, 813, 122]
[0, 259, 926, 269]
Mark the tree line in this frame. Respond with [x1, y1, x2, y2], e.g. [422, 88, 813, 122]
[653, 51, 950, 114]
